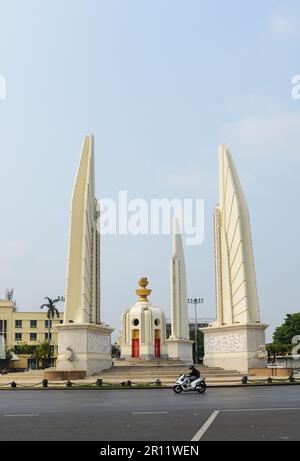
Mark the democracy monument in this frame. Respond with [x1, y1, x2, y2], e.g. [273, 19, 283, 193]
[49, 135, 268, 378]
[53, 135, 113, 378]
[201, 145, 268, 372]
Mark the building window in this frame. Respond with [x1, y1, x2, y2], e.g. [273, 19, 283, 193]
[45, 320, 52, 329]
[60, 320, 63, 324]
[45, 333, 52, 340]
[30, 333, 37, 341]
[0, 320, 7, 343]
[30, 320, 37, 329]
[132, 319, 139, 326]
[15, 333, 22, 341]
[15, 320, 22, 329]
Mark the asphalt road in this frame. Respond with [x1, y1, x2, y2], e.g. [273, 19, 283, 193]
[0, 386, 300, 441]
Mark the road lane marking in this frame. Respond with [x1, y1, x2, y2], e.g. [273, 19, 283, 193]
[132, 411, 168, 415]
[3, 414, 39, 417]
[81, 404, 111, 406]
[220, 407, 300, 412]
[191, 410, 219, 441]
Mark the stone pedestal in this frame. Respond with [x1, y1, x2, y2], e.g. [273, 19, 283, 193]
[201, 323, 268, 373]
[167, 338, 194, 364]
[55, 323, 113, 377]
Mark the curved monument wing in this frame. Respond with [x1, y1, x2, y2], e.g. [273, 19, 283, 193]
[170, 218, 190, 340]
[215, 145, 260, 325]
[64, 134, 100, 324]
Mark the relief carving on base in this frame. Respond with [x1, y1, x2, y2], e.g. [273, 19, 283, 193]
[88, 333, 111, 355]
[205, 332, 246, 353]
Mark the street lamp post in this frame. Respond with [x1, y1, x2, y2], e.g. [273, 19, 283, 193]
[188, 298, 204, 364]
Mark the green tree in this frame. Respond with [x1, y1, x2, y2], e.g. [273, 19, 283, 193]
[5, 349, 13, 361]
[266, 342, 289, 363]
[190, 330, 204, 364]
[0, 349, 14, 370]
[15, 342, 33, 355]
[112, 343, 121, 359]
[272, 313, 300, 354]
[40, 297, 60, 367]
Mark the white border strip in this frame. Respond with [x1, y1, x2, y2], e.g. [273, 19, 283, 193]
[221, 407, 300, 412]
[3, 414, 39, 417]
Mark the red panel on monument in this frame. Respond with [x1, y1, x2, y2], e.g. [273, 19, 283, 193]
[155, 338, 161, 358]
[132, 338, 140, 358]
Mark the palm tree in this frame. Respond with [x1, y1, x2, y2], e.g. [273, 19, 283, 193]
[40, 297, 60, 367]
[32, 341, 50, 369]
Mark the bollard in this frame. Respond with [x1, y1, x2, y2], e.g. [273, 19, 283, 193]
[96, 379, 103, 387]
[11, 381, 17, 389]
[42, 379, 48, 388]
[241, 376, 248, 385]
[66, 380, 72, 388]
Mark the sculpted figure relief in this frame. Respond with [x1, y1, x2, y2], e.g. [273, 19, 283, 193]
[65, 347, 74, 362]
[255, 344, 268, 359]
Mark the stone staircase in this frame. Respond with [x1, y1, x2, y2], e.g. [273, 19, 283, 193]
[97, 359, 244, 386]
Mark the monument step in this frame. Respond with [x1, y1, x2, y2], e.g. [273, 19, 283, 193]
[112, 361, 226, 371]
[99, 374, 243, 380]
[96, 375, 243, 384]
[113, 360, 187, 366]
[102, 366, 239, 374]
[101, 368, 241, 374]
[98, 364, 243, 381]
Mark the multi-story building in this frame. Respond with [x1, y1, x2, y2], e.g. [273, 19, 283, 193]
[166, 318, 215, 337]
[0, 295, 63, 369]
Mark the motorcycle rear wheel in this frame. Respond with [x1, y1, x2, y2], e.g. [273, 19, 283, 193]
[173, 385, 183, 394]
[196, 382, 207, 393]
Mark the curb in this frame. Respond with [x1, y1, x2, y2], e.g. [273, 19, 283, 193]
[0, 381, 300, 390]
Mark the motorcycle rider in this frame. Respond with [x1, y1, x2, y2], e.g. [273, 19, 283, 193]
[185, 364, 200, 387]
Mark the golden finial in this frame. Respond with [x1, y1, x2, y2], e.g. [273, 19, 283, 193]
[136, 277, 152, 302]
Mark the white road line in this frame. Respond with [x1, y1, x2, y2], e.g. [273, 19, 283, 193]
[3, 414, 39, 417]
[191, 410, 219, 441]
[221, 407, 300, 413]
[81, 403, 112, 407]
[132, 411, 169, 415]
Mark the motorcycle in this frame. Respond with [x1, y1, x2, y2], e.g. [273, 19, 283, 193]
[173, 374, 207, 394]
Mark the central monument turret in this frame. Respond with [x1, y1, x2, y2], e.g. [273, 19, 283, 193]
[120, 278, 168, 360]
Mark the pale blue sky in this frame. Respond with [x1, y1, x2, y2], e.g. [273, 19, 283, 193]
[0, 0, 299, 341]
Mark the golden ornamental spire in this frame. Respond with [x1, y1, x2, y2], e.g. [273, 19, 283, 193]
[136, 277, 152, 302]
